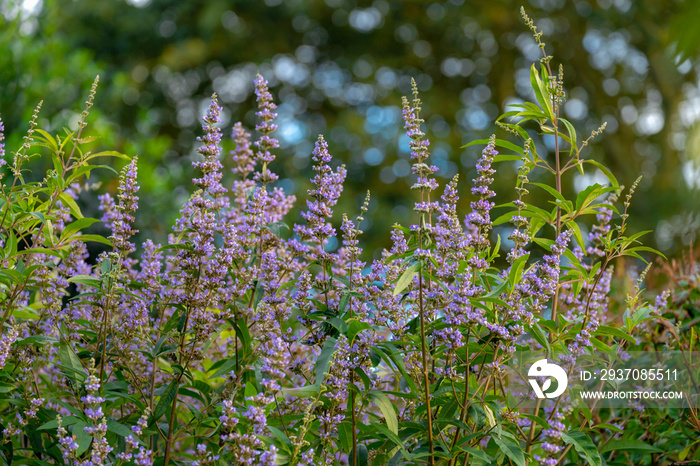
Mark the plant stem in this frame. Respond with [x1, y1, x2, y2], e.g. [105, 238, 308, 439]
[163, 374, 182, 466]
[419, 268, 435, 465]
[551, 81, 563, 327]
[448, 341, 471, 466]
[525, 398, 542, 455]
[99, 273, 116, 383]
[163, 292, 195, 466]
[234, 304, 239, 374]
[350, 371, 357, 466]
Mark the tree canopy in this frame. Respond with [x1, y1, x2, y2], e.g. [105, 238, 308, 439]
[2, 0, 698, 256]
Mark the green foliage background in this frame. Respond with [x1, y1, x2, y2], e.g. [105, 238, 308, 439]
[2, 0, 699, 257]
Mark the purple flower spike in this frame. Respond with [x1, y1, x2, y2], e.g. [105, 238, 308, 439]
[193, 94, 227, 203]
[0, 115, 5, 163]
[253, 74, 279, 184]
[100, 157, 140, 255]
[466, 135, 498, 258]
[402, 81, 439, 218]
[293, 135, 347, 260]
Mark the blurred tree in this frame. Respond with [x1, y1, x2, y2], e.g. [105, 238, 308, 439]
[2, 0, 698, 257]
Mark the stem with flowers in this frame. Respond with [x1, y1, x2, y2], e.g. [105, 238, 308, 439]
[0, 8, 679, 465]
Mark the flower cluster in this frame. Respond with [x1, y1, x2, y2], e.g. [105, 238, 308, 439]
[293, 135, 347, 260]
[403, 80, 439, 218]
[101, 157, 140, 255]
[118, 409, 153, 465]
[0, 115, 5, 164]
[253, 75, 279, 185]
[466, 134, 498, 259]
[0, 63, 672, 466]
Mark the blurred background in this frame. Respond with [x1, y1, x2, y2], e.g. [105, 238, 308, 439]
[2, 0, 700, 259]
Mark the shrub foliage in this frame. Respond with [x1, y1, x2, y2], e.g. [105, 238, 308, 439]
[0, 9, 694, 466]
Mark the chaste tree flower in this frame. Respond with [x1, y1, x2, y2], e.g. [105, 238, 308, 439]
[292, 135, 347, 262]
[253, 74, 279, 186]
[466, 135, 498, 264]
[0, 115, 5, 164]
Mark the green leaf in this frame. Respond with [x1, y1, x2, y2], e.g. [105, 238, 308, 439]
[530, 182, 568, 204]
[16, 335, 58, 346]
[521, 414, 550, 430]
[632, 306, 652, 326]
[527, 322, 551, 354]
[393, 261, 420, 296]
[347, 320, 371, 344]
[162, 306, 184, 333]
[38, 416, 79, 431]
[106, 420, 134, 438]
[281, 384, 318, 398]
[151, 380, 178, 424]
[28, 211, 46, 225]
[84, 150, 131, 161]
[73, 421, 92, 456]
[353, 366, 372, 391]
[100, 257, 112, 276]
[566, 220, 586, 250]
[489, 232, 502, 262]
[454, 446, 492, 462]
[583, 159, 619, 188]
[560, 117, 578, 156]
[66, 234, 112, 246]
[369, 390, 399, 435]
[0, 269, 24, 285]
[337, 421, 353, 453]
[623, 246, 666, 260]
[678, 440, 700, 460]
[233, 317, 252, 355]
[574, 184, 612, 213]
[35, 128, 59, 151]
[375, 344, 419, 395]
[530, 63, 554, 119]
[463, 138, 525, 156]
[326, 317, 348, 334]
[561, 430, 602, 466]
[58, 192, 84, 219]
[61, 217, 100, 240]
[58, 341, 85, 382]
[373, 423, 409, 456]
[492, 434, 526, 466]
[349, 444, 369, 466]
[67, 274, 102, 288]
[315, 337, 337, 390]
[594, 423, 623, 433]
[493, 153, 523, 163]
[483, 404, 496, 429]
[15, 247, 64, 258]
[601, 439, 662, 454]
[507, 254, 529, 289]
[590, 338, 612, 352]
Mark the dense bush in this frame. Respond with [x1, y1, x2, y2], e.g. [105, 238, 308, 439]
[0, 9, 696, 466]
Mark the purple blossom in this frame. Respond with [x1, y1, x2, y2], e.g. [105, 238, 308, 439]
[507, 163, 532, 263]
[231, 122, 256, 202]
[193, 95, 227, 203]
[466, 135, 497, 257]
[293, 135, 347, 260]
[402, 81, 438, 218]
[0, 72, 663, 465]
[0, 115, 5, 164]
[100, 157, 140, 255]
[253, 75, 279, 184]
[0, 326, 17, 370]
